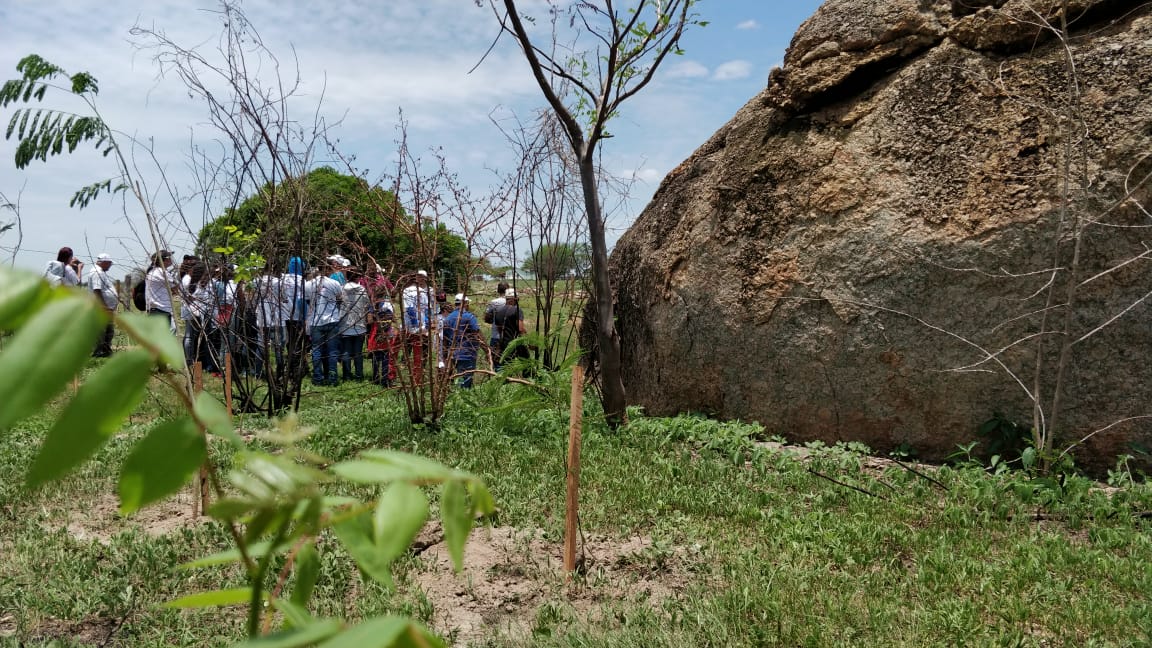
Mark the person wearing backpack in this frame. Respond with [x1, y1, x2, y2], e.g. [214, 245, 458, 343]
[144, 250, 178, 331]
[43, 247, 82, 287]
[483, 282, 508, 368]
[491, 288, 526, 373]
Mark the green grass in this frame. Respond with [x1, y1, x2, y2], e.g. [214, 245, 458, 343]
[2, 358, 1152, 647]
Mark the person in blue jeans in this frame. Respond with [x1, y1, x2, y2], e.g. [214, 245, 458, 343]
[339, 268, 369, 381]
[442, 293, 481, 389]
[307, 272, 344, 386]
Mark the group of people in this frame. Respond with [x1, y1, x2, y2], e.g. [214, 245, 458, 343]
[41, 246, 119, 357]
[49, 245, 530, 392]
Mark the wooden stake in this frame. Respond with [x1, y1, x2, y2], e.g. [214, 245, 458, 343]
[564, 364, 585, 576]
[223, 352, 233, 417]
[192, 362, 210, 518]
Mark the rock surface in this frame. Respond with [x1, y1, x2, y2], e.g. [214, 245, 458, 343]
[612, 0, 1152, 470]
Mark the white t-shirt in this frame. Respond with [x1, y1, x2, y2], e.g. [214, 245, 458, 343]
[44, 260, 81, 287]
[146, 266, 177, 313]
[281, 273, 306, 322]
[180, 275, 214, 321]
[340, 281, 369, 336]
[307, 275, 343, 327]
[402, 284, 433, 333]
[88, 266, 118, 310]
[252, 275, 285, 328]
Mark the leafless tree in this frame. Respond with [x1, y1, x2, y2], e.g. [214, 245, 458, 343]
[484, 0, 702, 426]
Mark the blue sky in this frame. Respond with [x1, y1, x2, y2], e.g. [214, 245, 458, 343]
[0, 1, 823, 276]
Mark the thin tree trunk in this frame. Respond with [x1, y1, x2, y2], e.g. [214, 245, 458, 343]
[577, 156, 627, 426]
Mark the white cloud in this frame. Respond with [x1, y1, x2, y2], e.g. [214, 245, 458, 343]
[737, 20, 760, 30]
[629, 168, 663, 184]
[713, 60, 753, 81]
[665, 60, 709, 79]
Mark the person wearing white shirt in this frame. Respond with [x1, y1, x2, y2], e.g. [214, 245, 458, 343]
[339, 269, 370, 381]
[145, 250, 178, 330]
[43, 246, 82, 287]
[180, 260, 219, 373]
[251, 272, 285, 377]
[307, 272, 344, 385]
[282, 256, 309, 383]
[401, 270, 434, 384]
[88, 253, 118, 357]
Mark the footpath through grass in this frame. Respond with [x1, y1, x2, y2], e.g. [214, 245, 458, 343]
[1, 360, 1151, 646]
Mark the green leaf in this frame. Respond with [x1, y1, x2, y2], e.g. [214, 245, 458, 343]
[1021, 446, 1037, 470]
[332, 450, 460, 485]
[440, 480, 472, 573]
[290, 541, 321, 608]
[26, 349, 154, 489]
[164, 587, 255, 608]
[272, 599, 315, 630]
[329, 461, 415, 485]
[373, 482, 429, 559]
[316, 616, 443, 648]
[332, 513, 393, 589]
[0, 266, 53, 330]
[194, 391, 242, 446]
[0, 295, 105, 430]
[180, 539, 278, 570]
[119, 416, 207, 515]
[467, 481, 496, 517]
[116, 311, 185, 368]
[236, 619, 341, 648]
[205, 497, 260, 521]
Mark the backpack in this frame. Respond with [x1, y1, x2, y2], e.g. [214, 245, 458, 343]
[132, 280, 147, 311]
[43, 261, 64, 287]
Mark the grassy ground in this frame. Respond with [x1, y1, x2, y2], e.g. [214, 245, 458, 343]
[2, 352, 1152, 646]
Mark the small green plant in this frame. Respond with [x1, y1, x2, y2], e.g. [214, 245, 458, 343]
[978, 413, 1032, 465]
[0, 265, 494, 646]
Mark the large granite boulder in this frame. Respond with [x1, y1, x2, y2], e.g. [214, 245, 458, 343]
[613, 0, 1152, 470]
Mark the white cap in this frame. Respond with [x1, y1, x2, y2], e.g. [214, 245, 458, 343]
[96, 253, 113, 262]
[327, 254, 350, 267]
[416, 270, 428, 278]
[505, 288, 516, 299]
[454, 292, 470, 303]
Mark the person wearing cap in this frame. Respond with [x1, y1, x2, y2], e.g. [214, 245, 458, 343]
[327, 254, 350, 284]
[401, 270, 434, 383]
[88, 253, 118, 357]
[442, 293, 481, 388]
[491, 288, 527, 372]
[367, 300, 399, 387]
[145, 249, 179, 330]
[483, 282, 509, 366]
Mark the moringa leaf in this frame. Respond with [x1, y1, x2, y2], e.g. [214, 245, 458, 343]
[26, 349, 154, 489]
[0, 295, 105, 431]
[164, 587, 255, 608]
[116, 311, 185, 368]
[373, 482, 429, 561]
[0, 266, 53, 330]
[237, 618, 342, 648]
[119, 416, 206, 515]
[440, 480, 472, 573]
[289, 541, 321, 609]
[193, 391, 242, 446]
